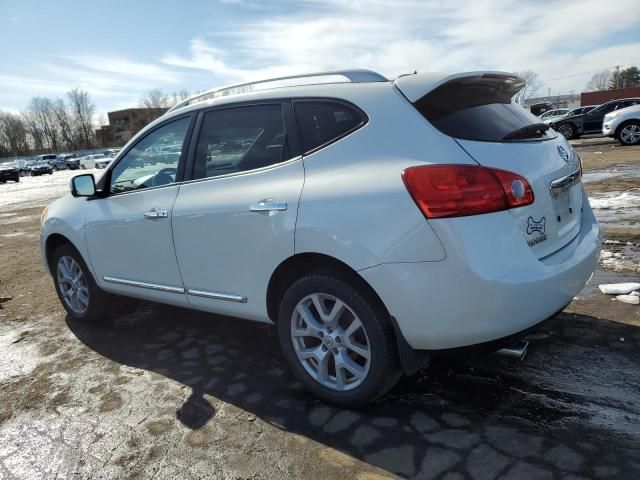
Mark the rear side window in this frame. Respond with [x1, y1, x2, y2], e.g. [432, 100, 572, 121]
[414, 77, 552, 142]
[294, 101, 365, 153]
[193, 104, 291, 179]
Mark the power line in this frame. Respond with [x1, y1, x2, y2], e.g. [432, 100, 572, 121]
[541, 61, 640, 82]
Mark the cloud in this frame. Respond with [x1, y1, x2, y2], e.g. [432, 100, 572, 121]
[164, 0, 640, 95]
[1, 0, 638, 113]
[0, 54, 184, 112]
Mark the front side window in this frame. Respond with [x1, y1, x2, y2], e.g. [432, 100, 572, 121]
[294, 101, 364, 153]
[110, 116, 190, 193]
[193, 104, 290, 179]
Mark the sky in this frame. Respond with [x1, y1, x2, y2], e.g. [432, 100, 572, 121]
[1, 0, 639, 122]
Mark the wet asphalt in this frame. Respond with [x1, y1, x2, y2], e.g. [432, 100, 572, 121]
[0, 139, 639, 479]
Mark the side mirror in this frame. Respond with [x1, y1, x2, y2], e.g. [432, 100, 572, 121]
[71, 174, 96, 197]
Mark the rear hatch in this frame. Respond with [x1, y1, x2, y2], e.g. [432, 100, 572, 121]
[397, 72, 583, 259]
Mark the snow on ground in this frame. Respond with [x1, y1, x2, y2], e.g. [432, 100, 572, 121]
[0, 169, 104, 211]
[589, 191, 640, 209]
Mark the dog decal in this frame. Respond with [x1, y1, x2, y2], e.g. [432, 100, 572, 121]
[527, 216, 546, 235]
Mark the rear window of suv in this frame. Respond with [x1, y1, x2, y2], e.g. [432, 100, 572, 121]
[294, 101, 365, 153]
[413, 76, 553, 142]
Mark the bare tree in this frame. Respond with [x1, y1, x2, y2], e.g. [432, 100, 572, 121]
[514, 70, 544, 104]
[585, 70, 611, 91]
[67, 88, 96, 148]
[52, 99, 77, 150]
[139, 89, 171, 109]
[28, 97, 61, 152]
[22, 111, 45, 152]
[171, 89, 190, 106]
[0, 111, 30, 156]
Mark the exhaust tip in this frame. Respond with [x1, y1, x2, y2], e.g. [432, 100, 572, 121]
[494, 341, 529, 361]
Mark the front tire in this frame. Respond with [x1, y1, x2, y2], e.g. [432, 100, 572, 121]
[557, 123, 576, 140]
[618, 121, 640, 146]
[51, 244, 109, 322]
[277, 274, 400, 407]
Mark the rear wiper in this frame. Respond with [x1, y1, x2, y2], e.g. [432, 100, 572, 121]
[502, 122, 550, 141]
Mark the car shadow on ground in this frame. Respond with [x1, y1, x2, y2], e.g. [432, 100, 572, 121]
[66, 301, 640, 478]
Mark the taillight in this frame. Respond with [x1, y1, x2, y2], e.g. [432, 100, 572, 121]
[401, 164, 534, 219]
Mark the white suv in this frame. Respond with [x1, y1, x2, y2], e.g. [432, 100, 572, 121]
[602, 104, 640, 145]
[40, 70, 602, 406]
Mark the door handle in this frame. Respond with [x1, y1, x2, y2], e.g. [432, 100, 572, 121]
[249, 199, 287, 212]
[144, 208, 168, 219]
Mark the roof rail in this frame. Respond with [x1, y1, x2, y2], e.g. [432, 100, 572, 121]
[167, 69, 387, 114]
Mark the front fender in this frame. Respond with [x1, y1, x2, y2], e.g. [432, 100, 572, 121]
[40, 195, 90, 276]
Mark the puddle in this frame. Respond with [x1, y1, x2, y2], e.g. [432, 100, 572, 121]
[582, 165, 640, 183]
[598, 241, 640, 273]
[588, 190, 640, 229]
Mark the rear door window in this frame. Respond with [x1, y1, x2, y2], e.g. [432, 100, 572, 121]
[413, 77, 553, 142]
[294, 101, 365, 153]
[193, 104, 291, 179]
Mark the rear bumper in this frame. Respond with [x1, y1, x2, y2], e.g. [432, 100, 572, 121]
[359, 193, 602, 350]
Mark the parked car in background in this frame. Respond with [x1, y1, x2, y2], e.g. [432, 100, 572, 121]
[79, 154, 112, 169]
[0, 162, 20, 183]
[550, 98, 640, 139]
[18, 160, 31, 176]
[539, 108, 569, 120]
[529, 102, 553, 116]
[603, 104, 640, 146]
[25, 161, 53, 176]
[540, 108, 570, 124]
[40, 69, 601, 407]
[565, 106, 596, 117]
[102, 148, 121, 157]
[33, 154, 59, 165]
[50, 154, 76, 170]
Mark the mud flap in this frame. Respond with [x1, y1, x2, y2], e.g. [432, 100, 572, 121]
[389, 316, 430, 376]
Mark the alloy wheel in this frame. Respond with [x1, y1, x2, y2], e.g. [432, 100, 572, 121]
[291, 293, 371, 391]
[620, 124, 640, 145]
[558, 124, 573, 139]
[56, 255, 90, 314]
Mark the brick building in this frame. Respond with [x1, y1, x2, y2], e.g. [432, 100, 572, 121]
[95, 107, 168, 147]
[580, 86, 640, 106]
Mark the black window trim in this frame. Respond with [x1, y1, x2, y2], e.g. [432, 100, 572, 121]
[95, 112, 196, 198]
[184, 99, 301, 182]
[291, 97, 369, 156]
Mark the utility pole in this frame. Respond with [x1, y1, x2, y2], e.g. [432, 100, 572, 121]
[615, 65, 620, 89]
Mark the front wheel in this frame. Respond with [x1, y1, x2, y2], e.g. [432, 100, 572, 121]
[277, 274, 400, 407]
[618, 121, 640, 146]
[557, 123, 575, 140]
[52, 244, 110, 322]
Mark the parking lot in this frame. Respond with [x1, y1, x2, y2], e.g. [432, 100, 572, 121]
[1, 142, 639, 479]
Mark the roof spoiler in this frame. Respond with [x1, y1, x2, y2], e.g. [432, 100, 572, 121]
[394, 71, 525, 103]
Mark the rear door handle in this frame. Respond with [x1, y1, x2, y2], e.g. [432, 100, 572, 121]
[144, 208, 168, 219]
[249, 199, 287, 212]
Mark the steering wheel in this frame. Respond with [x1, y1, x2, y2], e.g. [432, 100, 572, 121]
[151, 167, 177, 187]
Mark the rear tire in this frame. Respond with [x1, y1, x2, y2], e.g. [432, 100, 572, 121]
[617, 121, 640, 146]
[277, 274, 400, 407]
[51, 243, 110, 323]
